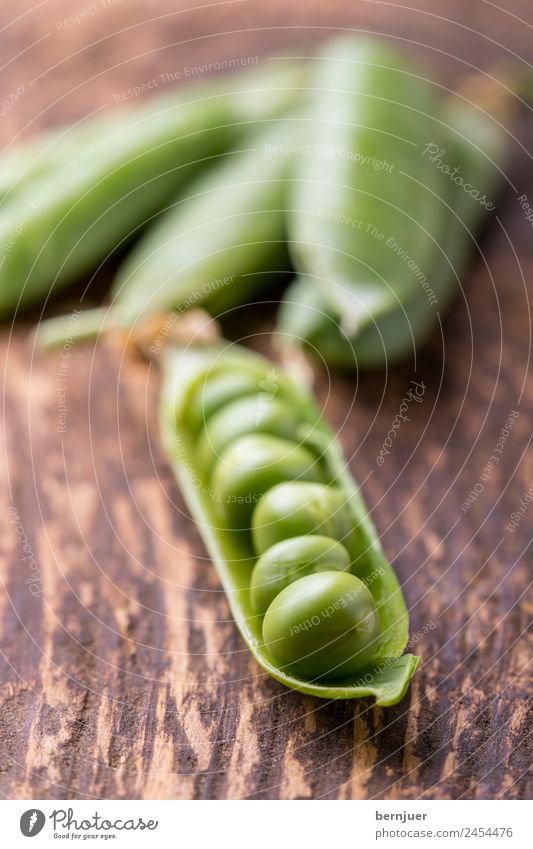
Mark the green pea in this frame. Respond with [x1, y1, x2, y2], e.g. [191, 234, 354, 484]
[195, 394, 302, 474]
[211, 434, 323, 529]
[252, 481, 354, 556]
[185, 370, 261, 433]
[262, 571, 380, 679]
[250, 535, 351, 616]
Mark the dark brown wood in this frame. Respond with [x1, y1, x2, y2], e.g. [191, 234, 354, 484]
[1, 0, 532, 800]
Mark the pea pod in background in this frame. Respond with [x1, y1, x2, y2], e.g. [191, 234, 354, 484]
[0, 59, 306, 317]
[0, 127, 60, 203]
[278, 83, 509, 368]
[36, 122, 299, 349]
[279, 39, 514, 369]
[161, 342, 419, 704]
[286, 38, 446, 340]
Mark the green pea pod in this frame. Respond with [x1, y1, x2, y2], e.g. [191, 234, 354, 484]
[288, 37, 447, 342]
[160, 342, 419, 704]
[34, 120, 299, 348]
[107, 123, 296, 327]
[195, 393, 303, 473]
[211, 433, 324, 528]
[1, 59, 305, 318]
[0, 112, 124, 205]
[278, 276, 358, 368]
[279, 50, 510, 368]
[278, 42, 512, 369]
[250, 535, 351, 616]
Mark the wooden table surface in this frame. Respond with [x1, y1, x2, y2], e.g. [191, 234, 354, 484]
[1, 0, 532, 800]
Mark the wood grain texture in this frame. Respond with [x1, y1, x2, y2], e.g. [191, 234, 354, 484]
[0, 0, 532, 799]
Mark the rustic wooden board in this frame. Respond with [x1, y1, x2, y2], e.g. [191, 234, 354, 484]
[0, 0, 532, 799]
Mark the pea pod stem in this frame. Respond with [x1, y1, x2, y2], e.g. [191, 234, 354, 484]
[0, 109, 117, 205]
[160, 342, 419, 704]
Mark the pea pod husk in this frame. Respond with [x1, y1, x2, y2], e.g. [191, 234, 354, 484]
[160, 342, 419, 704]
[107, 121, 298, 327]
[0, 127, 61, 203]
[279, 42, 509, 368]
[288, 37, 446, 339]
[1, 59, 306, 318]
[34, 119, 300, 349]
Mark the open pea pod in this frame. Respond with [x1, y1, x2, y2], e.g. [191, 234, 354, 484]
[160, 342, 418, 704]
